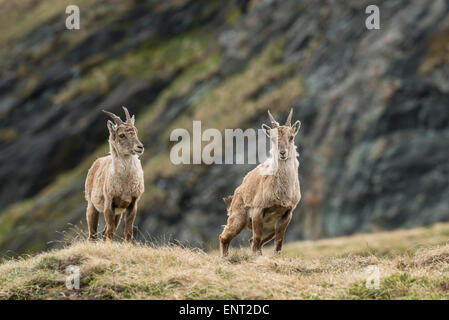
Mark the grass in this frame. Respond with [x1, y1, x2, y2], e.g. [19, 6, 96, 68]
[0, 222, 448, 299]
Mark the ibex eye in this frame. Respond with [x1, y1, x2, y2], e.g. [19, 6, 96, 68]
[119, 134, 125, 138]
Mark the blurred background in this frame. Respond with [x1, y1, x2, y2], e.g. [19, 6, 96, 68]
[0, 0, 448, 256]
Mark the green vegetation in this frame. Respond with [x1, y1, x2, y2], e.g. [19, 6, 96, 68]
[346, 273, 449, 300]
[0, 127, 18, 143]
[0, 0, 136, 67]
[53, 28, 216, 104]
[173, 38, 302, 133]
[419, 30, 449, 75]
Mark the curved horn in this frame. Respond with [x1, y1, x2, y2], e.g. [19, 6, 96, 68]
[267, 110, 279, 128]
[122, 106, 132, 123]
[285, 108, 293, 126]
[102, 110, 123, 125]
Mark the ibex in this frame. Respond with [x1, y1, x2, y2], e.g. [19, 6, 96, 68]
[85, 107, 144, 242]
[219, 109, 301, 256]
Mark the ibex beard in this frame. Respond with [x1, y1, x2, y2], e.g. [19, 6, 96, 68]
[85, 106, 144, 242]
[219, 109, 302, 256]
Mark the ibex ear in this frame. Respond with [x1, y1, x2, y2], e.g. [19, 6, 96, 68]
[262, 124, 271, 137]
[223, 196, 233, 209]
[107, 120, 117, 138]
[292, 120, 301, 135]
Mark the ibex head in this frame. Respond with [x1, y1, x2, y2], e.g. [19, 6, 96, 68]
[102, 106, 144, 156]
[262, 108, 301, 161]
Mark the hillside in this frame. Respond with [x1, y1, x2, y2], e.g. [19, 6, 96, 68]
[1, 0, 449, 255]
[1, 223, 448, 300]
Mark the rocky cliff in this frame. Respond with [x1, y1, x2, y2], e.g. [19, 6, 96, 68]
[0, 0, 448, 255]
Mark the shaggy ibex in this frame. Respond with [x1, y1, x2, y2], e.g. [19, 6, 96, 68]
[85, 107, 144, 242]
[219, 109, 301, 256]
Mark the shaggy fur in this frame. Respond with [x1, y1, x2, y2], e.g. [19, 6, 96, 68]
[219, 109, 302, 256]
[85, 107, 144, 242]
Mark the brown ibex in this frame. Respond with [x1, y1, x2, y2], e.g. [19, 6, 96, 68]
[85, 107, 144, 242]
[219, 109, 301, 256]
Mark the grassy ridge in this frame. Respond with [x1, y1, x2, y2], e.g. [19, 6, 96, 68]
[1, 222, 448, 299]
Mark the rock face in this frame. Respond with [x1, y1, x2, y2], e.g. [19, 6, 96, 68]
[0, 0, 448, 254]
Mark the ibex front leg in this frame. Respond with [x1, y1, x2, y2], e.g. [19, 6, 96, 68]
[274, 209, 292, 254]
[102, 200, 116, 240]
[251, 208, 264, 255]
[86, 202, 99, 241]
[124, 198, 137, 242]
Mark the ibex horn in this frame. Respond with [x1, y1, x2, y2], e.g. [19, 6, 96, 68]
[285, 108, 293, 126]
[102, 110, 123, 125]
[122, 106, 132, 123]
[267, 110, 279, 128]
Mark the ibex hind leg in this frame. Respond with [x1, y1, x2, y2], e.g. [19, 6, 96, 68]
[219, 208, 247, 257]
[86, 202, 99, 241]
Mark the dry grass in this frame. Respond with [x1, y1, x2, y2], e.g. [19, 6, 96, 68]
[0, 223, 448, 300]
